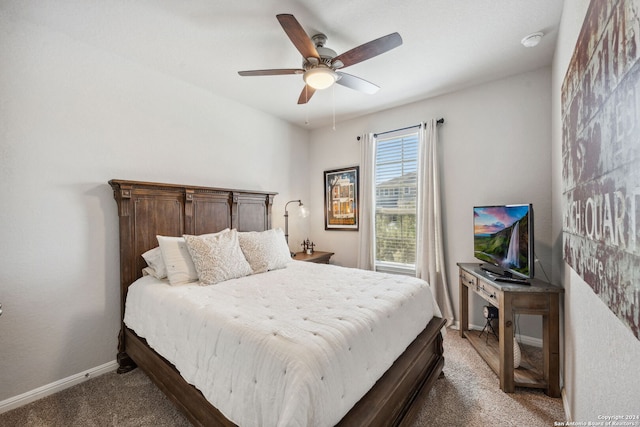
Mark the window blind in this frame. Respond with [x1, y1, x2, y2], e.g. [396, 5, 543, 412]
[374, 129, 419, 273]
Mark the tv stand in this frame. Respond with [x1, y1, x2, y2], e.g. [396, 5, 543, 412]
[458, 262, 563, 397]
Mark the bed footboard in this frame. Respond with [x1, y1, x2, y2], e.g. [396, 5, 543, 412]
[122, 317, 445, 427]
[336, 316, 446, 427]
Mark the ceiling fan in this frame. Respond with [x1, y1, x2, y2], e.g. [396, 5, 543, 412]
[238, 14, 402, 104]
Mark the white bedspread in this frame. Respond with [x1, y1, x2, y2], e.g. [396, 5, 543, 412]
[124, 261, 441, 427]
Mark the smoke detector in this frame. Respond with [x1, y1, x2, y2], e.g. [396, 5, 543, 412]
[521, 32, 544, 48]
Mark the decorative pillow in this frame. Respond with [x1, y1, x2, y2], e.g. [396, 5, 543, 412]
[141, 247, 167, 279]
[156, 235, 199, 285]
[157, 229, 231, 285]
[238, 228, 292, 274]
[184, 229, 253, 285]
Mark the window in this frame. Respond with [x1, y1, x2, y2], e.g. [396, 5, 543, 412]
[374, 129, 419, 275]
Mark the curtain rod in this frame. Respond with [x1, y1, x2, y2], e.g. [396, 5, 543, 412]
[356, 118, 444, 141]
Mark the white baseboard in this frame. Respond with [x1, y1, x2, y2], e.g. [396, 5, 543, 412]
[562, 388, 571, 421]
[0, 360, 118, 414]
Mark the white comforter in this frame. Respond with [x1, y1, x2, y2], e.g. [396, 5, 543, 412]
[124, 261, 441, 427]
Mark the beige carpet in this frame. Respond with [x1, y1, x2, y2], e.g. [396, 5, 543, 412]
[414, 330, 565, 426]
[0, 329, 565, 426]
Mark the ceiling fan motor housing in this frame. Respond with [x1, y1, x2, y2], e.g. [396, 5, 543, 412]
[303, 34, 337, 67]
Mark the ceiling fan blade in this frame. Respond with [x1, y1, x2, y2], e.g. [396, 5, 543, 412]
[332, 32, 403, 69]
[238, 69, 304, 76]
[297, 85, 317, 104]
[276, 14, 319, 59]
[336, 72, 380, 94]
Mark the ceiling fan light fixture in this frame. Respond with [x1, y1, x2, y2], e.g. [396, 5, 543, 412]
[303, 67, 338, 90]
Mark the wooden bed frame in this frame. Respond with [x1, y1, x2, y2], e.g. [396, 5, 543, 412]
[109, 179, 445, 427]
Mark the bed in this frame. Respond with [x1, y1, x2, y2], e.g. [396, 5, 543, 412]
[109, 179, 446, 427]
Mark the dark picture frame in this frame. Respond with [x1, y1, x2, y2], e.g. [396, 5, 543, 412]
[324, 166, 359, 230]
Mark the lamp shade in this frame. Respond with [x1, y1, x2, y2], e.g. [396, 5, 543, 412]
[304, 67, 337, 90]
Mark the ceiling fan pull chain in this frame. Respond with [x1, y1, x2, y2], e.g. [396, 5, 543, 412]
[332, 84, 336, 131]
[305, 85, 309, 125]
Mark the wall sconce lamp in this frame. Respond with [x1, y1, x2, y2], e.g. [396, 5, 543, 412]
[284, 199, 309, 244]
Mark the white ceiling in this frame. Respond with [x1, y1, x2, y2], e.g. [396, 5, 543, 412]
[3, 0, 564, 129]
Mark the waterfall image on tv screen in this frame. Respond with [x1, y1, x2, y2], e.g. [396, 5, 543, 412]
[473, 204, 533, 278]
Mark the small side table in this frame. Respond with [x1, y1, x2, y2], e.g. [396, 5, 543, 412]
[293, 251, 334, 264]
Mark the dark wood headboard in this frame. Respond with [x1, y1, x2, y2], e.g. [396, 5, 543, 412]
[109, 179, 277, 325]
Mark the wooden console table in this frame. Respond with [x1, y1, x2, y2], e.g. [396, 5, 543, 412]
[458, 262, 563, 397]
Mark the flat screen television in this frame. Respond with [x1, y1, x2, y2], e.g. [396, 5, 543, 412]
[473, 204, 534, 279]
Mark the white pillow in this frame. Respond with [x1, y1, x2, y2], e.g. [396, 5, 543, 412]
[141, 247, 167, 279]
[238, 228, 292, 274]
[183, 229, 253, 285]
[157, 235, 199, 285]
[157, 229, 231, 285]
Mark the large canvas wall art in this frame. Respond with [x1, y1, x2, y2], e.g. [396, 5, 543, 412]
[562, 0, 640, 339]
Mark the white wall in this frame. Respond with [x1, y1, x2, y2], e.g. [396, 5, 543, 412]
[0, 12, 309, 403]
[308, 67, 553, 338]
[552, 0, 640, 420]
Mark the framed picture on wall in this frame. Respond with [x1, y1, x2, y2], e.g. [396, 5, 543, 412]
[324, 166, 359, 230]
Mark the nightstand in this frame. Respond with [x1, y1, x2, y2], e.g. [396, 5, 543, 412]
[293, 251, 334, 264]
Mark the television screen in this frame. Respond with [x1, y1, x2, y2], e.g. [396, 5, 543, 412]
[473, 204, 534, 279]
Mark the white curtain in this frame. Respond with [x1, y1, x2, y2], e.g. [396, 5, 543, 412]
[416, 119, 455, 325]
[357, 133, 376, 270]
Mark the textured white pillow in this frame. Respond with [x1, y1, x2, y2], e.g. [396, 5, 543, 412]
[157, 236, 199, 285]
[184, 229, 253, 285]
[238, 228, 292, 274]
[157, 229, 231, 285]
[141, 247, 167, 279]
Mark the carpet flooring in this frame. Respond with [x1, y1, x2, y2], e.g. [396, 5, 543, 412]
[0, 329, 565, 426]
